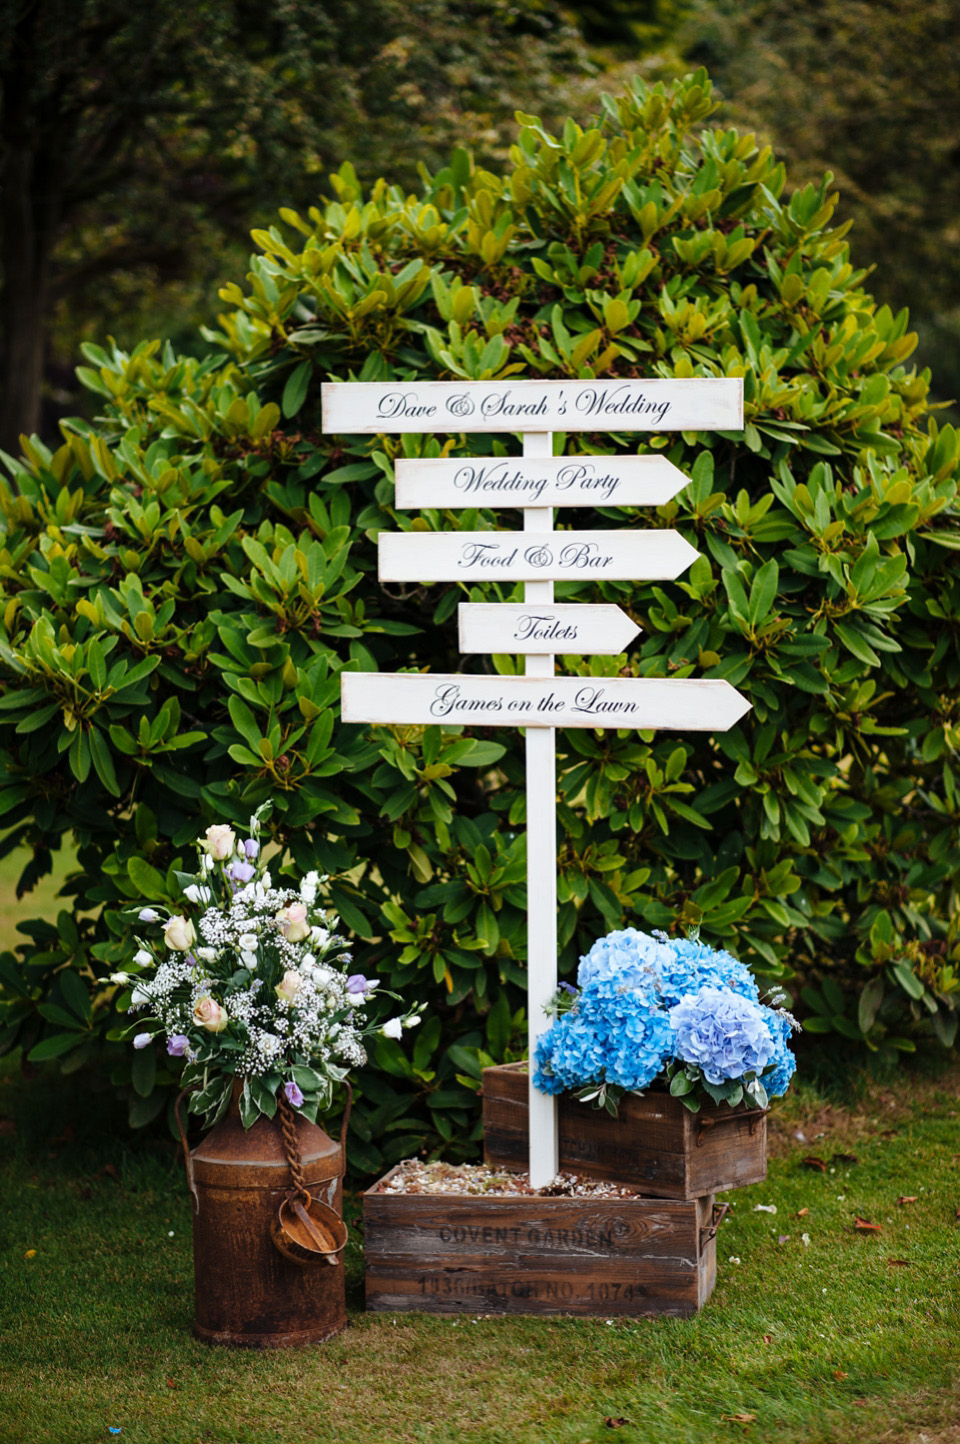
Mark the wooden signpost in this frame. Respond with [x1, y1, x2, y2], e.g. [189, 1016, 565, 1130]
[322, 375, 748, 1194]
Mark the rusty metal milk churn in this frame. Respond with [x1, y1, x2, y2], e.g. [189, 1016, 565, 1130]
[176, 1084, 350, 1347]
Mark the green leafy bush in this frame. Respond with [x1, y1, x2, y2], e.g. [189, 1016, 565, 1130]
[1, 69, 958, 1170]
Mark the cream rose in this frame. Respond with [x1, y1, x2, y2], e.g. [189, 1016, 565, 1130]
[275, 901, 310, 943]
[275, 969, 302, 1004]
[163, 915, 196, 951]
[201, 823, 236, 860]
[193, 996, 228, 1033]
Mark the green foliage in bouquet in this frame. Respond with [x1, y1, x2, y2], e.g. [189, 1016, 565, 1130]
[0, 69, 959, 1169]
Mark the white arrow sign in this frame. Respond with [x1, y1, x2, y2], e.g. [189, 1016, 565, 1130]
[458, 603, 641, 655]
[322, 377, 743, 434]
[394, 454, 690, 510]
[341, 672, 751, 732]
[379, 530, 699, 583]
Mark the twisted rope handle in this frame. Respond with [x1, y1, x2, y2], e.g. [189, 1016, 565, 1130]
[276, 1095, 309, 1201]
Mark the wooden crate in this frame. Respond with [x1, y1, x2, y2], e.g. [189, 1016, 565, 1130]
[363, 1170, 724, 1317]
[482, 1061, 766, 1201]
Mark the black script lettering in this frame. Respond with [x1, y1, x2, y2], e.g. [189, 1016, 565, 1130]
[523, 543, 554, 569]
[376, 391, 437, 420]
[574, 385, 671, 427]
[430, 684, 504, 719]
[459, 542, 520, 569]
[572, 685, 640, 718]
[453, 462, 549, 502]
[515, 613, 579, 643]
[558, 541, 614, 570]
[556, 462, 620, 501]
[480, 390, 550, 420]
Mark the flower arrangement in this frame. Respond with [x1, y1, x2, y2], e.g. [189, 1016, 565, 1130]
[533, 928, 798, 1114]
[117, 807, 419, 1129]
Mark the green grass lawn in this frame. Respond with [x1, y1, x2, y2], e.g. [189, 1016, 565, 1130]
[1, 1052, 959, 1444]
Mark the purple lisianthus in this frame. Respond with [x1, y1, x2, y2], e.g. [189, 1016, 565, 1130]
[138, 908, 159, 923]
[243, 838, 260, 859]
[346, 973, 375, 997]
[167, 1034, 189, 1057]
[669, 986, 776, 1084]
[227, 858, 256, 884]
[284, 1080, 304, 1108]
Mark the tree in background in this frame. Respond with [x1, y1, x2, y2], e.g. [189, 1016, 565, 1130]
[682, 0, 960, 405]
[0, 0, 593, 451]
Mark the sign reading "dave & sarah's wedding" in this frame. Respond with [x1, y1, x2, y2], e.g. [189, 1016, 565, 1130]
[341, 673, 751, 732]
[394, 454, 689, 510]
[378, 529, 699, 583]
[321, 378, 743, 434]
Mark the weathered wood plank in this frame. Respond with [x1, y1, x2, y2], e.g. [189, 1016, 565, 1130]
[482, 1063, 767, 1200]
[362, 1173, 718, 1316]
[340, 673, 752, 732]
[378, 528, 700, 583]
[458, 602, 641, 656]
[322, 377, 743, 434]
[394, 453, 690, 510]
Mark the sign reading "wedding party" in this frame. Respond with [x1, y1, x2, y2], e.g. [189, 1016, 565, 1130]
[393, 454, 689, 510]
[321, 378, 743, 434]
[378, 529, 700, 583]
[341, 673, 752, 732]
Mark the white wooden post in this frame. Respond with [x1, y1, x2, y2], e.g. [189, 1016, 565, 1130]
[521, 431, 559, 1186]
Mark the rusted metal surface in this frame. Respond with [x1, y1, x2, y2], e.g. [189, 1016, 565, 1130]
[177, 1085, 349, 1348]
[364, 1169, 717, 1317]
[481, 1061, 767, 1200]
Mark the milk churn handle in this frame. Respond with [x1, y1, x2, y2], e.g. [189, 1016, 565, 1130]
[174, 1087, 201, 1215]
[277, 1094, 310, 1202]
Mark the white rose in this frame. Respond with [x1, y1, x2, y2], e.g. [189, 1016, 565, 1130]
[380, 1017, 404, 1040]
[192, 996, 228, 1033]
[200, 824, 236, 860]
[163, 915, 196, 952]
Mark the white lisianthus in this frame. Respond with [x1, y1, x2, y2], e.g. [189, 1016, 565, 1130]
[311, 965, 334, 986]
[133, 949, 152, 966]
[183, 883, 211, 905]
[201, 824, 236, 860]
[196, 946, 217, 962]
[380, 1017, 404, 1040]
[110, 971, 131, 986]
[137, 908, 159, 923]
[240, 951, 258, 969]
[405, 1015, 422, 1028]
[238, 933, 259, 951]
[133, 1033, 153, 1049]
[200, 854, 215, 873]
[131, 985, 150, 1008]
[300, 953, 315, 969]
[311, 926, 329, 946]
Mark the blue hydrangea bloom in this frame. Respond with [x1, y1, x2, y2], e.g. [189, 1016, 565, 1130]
[760, 1009, 797, 1098]
[534, 927, 795, 1099]
[668, 985, 776, 1084]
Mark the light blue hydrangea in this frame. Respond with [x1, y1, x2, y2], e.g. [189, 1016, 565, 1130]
[534, 927, 796, 1100]
[668, 985, 776, 1085]
[760, 1009, 797, 1098]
